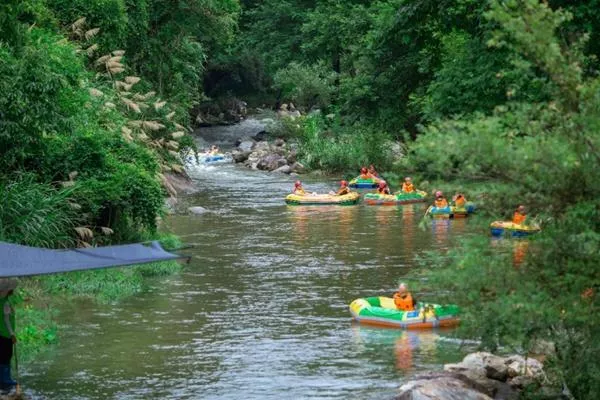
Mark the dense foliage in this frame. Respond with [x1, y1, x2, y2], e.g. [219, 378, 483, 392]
[4, 0, 600, 394]
[229, 0, 600, 396]
[0, 0, 238, 356]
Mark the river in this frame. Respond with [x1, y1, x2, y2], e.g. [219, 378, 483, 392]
[22, 122, 474, 399]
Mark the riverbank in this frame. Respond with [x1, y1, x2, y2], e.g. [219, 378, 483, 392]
[14, 234, 184, 361]
[397, 352, 550, 399]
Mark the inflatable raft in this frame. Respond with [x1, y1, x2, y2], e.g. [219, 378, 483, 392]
[428, 206, 451, 219]
[364, 191, 427, 205]
[201, 154, 225, 163]
[490, 221, 540, 237]
[349, 176, 381, 189]
[450, 202, 477, 218]
[285, 192, 360, 206]
[349, 297, 460, 329]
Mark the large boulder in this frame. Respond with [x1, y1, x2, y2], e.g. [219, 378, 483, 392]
[396, 372, 493, 400]
[445, 352, 508, 382]
[232, 151, 252, 163]
[272, 165, 292, 174]
[256, 154, 287, 171]
[237, 140, 255, 152]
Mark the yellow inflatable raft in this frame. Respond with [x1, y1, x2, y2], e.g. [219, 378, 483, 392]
[285, 192, 360, 206]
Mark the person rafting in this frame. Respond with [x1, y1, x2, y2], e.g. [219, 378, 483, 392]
[359, 167, 371, 180]
[368, 165, 379, 178]
[377, 181, 391, 195]
[293, 181, 306, 195]
[393, 283, 417, 311]
[331, 180, 351, 196]
[0, 279, 17, 392]
[433, 191, 448, 208]
[453, 193, 467, 208]
[401, 177, 415, 193]
[209, 145, 220, 155]
[513, 205, 527, 225]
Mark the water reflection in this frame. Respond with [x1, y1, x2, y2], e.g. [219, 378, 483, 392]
[351, 325, 444, 372]
[431, 219, 451, 246]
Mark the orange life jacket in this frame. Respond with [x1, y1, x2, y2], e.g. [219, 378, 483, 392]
[393, 292, 415, 311]
[294, 188, 306, 195]
[434, 198, 448, 208]
[360, 173, 371, 180]
[513, 211, 526, 225]
[402, 183, 415, 193]
[454, 196, 466, 207]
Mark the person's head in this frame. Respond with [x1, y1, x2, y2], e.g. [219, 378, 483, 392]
[405, 177, 412, 183]
[517, 205, 526, 214]
[340, 180, 348, 188]
[398, 283, 408, 294]
[378, 181, 387, 189]
[360, 167, 367, 174]
[369, 164, 375, 170]
[294, 180, 302, 188]
[435, 191, 443, 199]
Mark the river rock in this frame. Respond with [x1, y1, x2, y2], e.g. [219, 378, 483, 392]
[396, 372, 493, 400]
[188, 206, 208, 215]
[290, 162, 306, 174]
[164, 197, 177, 215]
[445, 352, 508, 382]
[233, 150, 252, 163]
[274, 138, 286, 147]
[257, 154, 287, 171]
[237, 140, 255, 152]
[286, 149, 297, 164]
[254, 141, 271, 152]
[254, 130, 269, 141]
[505, 356, 544, 380]
[272, 165, 292, 174]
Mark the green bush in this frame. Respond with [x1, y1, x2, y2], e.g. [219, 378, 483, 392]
[274, 62, 337, 110]
[297, 114, 393, 173]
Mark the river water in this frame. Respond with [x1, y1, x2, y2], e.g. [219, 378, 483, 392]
[23, 123, 474, 399]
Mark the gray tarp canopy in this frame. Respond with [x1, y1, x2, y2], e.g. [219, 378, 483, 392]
[0, 241, 185, 278]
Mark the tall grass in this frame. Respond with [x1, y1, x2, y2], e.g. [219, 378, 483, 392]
[0, 176, 80, 248]
[296, 115, 394, 173]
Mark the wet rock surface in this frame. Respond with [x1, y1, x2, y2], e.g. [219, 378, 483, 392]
[397, 352, 548, 400]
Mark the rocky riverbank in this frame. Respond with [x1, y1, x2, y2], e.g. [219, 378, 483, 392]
[396, 352, 553, 400]
[231, 136, 305, 174]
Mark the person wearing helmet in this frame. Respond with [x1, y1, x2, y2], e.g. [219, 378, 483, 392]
[368, 164, 379, 178]
[335, 180, 351, 196]
[434, 191, 448, 208]
[293, 181, 306, 196]
[359, 167, 371, 180]
[513, 205, 527, 225]
[377, 181, 391, 195]
[453, 193, 467, 208]
[401, 177, 415, 193]
[393, 282, 417, 311]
